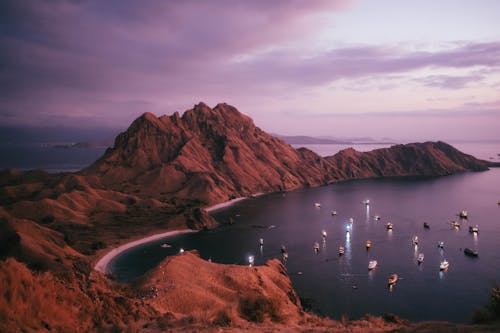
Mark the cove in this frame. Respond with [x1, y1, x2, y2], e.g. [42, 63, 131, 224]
[108, 168, 500, 322]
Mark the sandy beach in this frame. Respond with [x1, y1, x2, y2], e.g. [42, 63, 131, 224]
[204, 196, 248, 212]
[94, 229, 197, 274]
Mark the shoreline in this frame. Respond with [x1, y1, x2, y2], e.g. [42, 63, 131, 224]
[94, 195, 264, 275]
[93, 229, 197, 275]
[204, 196, 248, 212]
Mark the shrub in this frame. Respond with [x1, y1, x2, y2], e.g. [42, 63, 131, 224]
[39, 215, 55, 224]
[488, 285, 500, 318]
[91, 241, 107, 250]
[0, 218, 20, 258]
[212, 310, 232, 326]
[239, 294, 281, 323]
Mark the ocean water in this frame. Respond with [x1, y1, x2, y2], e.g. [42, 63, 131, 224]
[0, 143, 106, 173]
[108, 142, 500, 323]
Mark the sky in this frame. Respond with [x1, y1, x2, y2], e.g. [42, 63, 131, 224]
[1, 0, 500, 141]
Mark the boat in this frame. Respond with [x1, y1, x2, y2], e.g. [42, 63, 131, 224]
[348, 217, 354, 224]
[338, 246, 345, 256]
[364, 199, 370, 205]
[248, 255, 255, 266]
[387, 274, 398, 285]
[160, 243, 171, 248]
[313, 242, 320, 253]
[451, 220, 460, 229]
[417, 253, 424, 264]
[386, 223, 393, 230]
[374, 215, 381, 221]
[365, 240, 372, 250]
[322, 230, 327, 239]
[469, 225, 479, 233]
[280, 245, 287, 254]
[412, 236, 418, 245]
[282, 252, 288, 261]
[314, 202, 321, 208]
[259, 238, 264, 246]
[331, 210, 337, 216]
[440, 259, 449, 270]
[437, 241, 444, 248]
[464, 248, 479, 257]
[423, 222, 430, 229]
[459, 210, 468, 219]
[368, 260, 377, 270]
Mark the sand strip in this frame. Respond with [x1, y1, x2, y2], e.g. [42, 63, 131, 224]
[94, 229, 197, 274]
[205, 197, 248, 212]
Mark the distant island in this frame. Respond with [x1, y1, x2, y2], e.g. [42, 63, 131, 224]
[0, 102, 498, 332]
[275, 134, 396, 145]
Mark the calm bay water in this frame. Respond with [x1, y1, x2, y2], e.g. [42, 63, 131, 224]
[109, 166, 500, 322]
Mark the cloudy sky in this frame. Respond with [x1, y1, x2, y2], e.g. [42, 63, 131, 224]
[1, 0, 499, 141]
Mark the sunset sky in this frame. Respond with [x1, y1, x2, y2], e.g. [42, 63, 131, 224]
[1, 0, 499, 141]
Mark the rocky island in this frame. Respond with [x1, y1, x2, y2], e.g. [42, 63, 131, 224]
[0, 103, 497, 332]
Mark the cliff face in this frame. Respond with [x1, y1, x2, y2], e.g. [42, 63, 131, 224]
[84, 102, 333, 205]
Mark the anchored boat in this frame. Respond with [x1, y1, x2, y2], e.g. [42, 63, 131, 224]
[440, 259, 450, 271]
[417, 253, 424, 264]
[388, 274, 398, 285]
[464, 248, 478, 257]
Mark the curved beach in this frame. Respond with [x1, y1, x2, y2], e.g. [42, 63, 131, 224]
[94, 197, 253, 275]
[94, 229, 197, 274]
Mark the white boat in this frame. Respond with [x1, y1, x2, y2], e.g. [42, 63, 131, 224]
[412, 236, 418, 245]
[368, 260, 377, 270]
[365, 240, 372, 249]
[437, 241, 444, 248]
[364, 199, 370, 205]
[386, 223, 393, 230]
[469, 225, 479, 233]
[338, 246, 345, 256]
[160, 243, 171, 248]
[314, 202, 321, 208]
[451, 220, 460, 229]
[348, 217, 354, 224]
[331, 210, 337, 216]
[459, 210, 468, 219]
[259, 238, 264, 246]
[248, 255, 255, 266]
[313, 242, 320, 253]
[374, 215, 381, 221]
[417, 253, 424, 264]
[440, 259, 449, 270]
[322, 230, 327, 239]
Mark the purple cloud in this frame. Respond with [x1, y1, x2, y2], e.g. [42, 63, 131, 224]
[0, 0, 499, 131]
[414, 74, 485, 90]
[235, 42, 500, 86]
